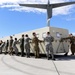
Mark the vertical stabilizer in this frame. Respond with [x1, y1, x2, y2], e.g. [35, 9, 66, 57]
[48, 0, 50, 4]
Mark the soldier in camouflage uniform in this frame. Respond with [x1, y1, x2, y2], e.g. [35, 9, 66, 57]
[44, 32, 55, 60]
[5, 40, 9, 54]
[32, 32, 42, 58]
[25, 34, 31, 58]
[9, 36, 13, 55]
[0, 40, 4, 54]
[20, 34, 24, 57]
[13, 38, 19, 56]
[62, 33, 75, 56]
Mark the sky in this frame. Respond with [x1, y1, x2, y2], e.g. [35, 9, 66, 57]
[0, 0, 75, 38]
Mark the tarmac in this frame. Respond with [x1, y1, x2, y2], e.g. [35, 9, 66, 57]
[0, 52, 75, 75]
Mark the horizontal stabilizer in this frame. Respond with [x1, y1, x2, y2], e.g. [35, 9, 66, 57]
[52, 1, 75, 8]
[19, 4, 47, 9]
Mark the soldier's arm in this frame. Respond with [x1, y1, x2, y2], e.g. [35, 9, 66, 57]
[61, 37, 71, 41]
[38, 39, 44, 42]
[17, 40, 20, 44]
[63, 37, 71, 39]
[51, 36, 54, 42]
[29, 38, 32, 43]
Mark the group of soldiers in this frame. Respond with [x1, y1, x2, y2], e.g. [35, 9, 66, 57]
[0, 32, 55, 60]
[0, 32, 75, 60]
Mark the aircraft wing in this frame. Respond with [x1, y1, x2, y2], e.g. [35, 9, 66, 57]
[19, 4, 47, 9]
[52, 1, 75, 8]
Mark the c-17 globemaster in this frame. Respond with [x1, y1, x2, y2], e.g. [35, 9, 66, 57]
[19, 0, 75, 26]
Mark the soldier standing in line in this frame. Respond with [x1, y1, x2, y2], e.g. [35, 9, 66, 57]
[44, 32, 55, 60]
[20, 34, 24, 57]
[62, 33, 75, 56]
[25, 34, 31, 58]
[9, 36, 13, 55]
[5, 40, 9, 54]
[70, 36, 75, 55]
[0, 40, 4, 54]
[32, 32, 42, 58]
[13, 38, 19, 56]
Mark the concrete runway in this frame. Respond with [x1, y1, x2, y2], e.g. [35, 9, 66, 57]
[0, 54, 75, 75]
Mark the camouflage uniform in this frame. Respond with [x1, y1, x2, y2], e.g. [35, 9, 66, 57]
[63, 36, 75, 55]
[13, 40, 19, 55]
[20, 37, 24, 57]
[70, 37, 75, 55]
[25, 37, 31, 57]
[44, 35, 54, 60]
[9, 39, 13, 55]
[32, 36, 40, 58]
[0, 42, 5, 53]
[5, 40, 9, 54]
